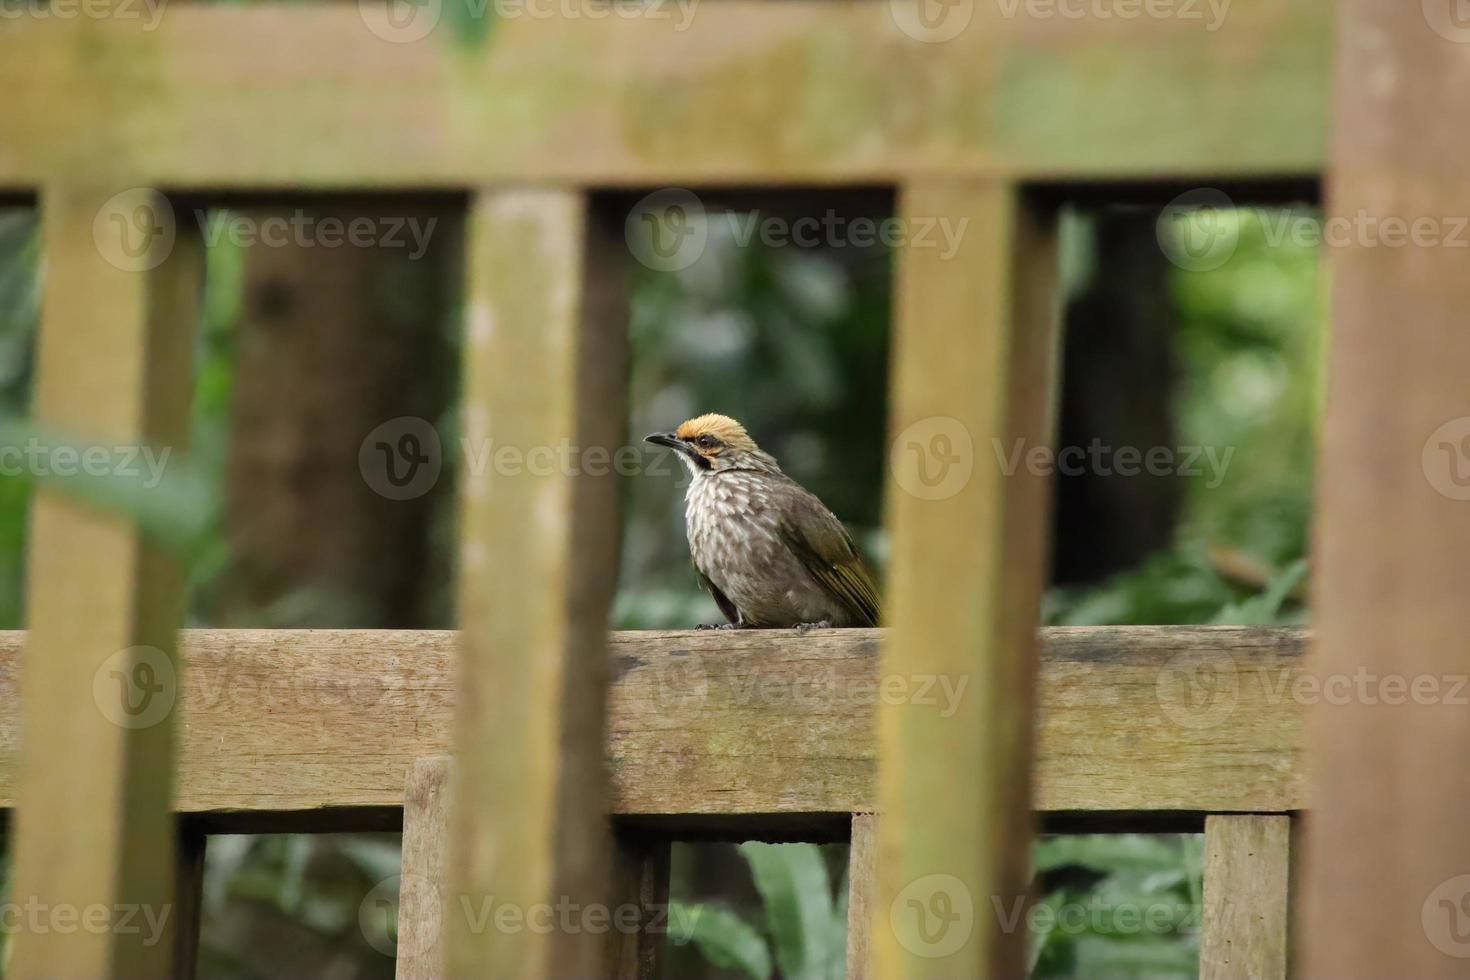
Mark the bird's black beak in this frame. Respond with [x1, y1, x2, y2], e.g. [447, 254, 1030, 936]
[644, 431, 683, 450]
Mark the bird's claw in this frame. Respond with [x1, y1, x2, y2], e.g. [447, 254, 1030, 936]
[793, 620, 832, 634]
[697, 622, 741, 631]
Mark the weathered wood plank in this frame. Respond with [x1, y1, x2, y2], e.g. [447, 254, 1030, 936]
[847, 813, 879, 980]
[605, 835, 672, 980]
[449, 189, 624, 976]
[876, 181, 1059, 977]
[397, 757, 452, 980]
[1300, 4, 1470, 977]
[8, 186, 201, 975]
[1201, 814, 1290, 979]
[0, 626, 1304, 822]
[0, 3, 1329, 188]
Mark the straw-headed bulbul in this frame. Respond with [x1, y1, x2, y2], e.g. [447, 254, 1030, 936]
[645, 414, 880, 629]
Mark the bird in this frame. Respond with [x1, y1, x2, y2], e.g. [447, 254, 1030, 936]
[644, 413, 880, 629]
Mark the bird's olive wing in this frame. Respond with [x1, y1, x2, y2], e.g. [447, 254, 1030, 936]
[695, 565, 741, 625]
[777, 492, 881, 627]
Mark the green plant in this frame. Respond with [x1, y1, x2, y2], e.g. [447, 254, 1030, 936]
[670, 843, 847, 980]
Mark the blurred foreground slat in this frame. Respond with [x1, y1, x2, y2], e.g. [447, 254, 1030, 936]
[8, 188, 202, 976]
[0, 2, 1329, 188]
[448, 190, 625, 976]
[1302, 4, 1470, 976]
[877, 181, 1060, 977]
[0, 626, 1304, 827]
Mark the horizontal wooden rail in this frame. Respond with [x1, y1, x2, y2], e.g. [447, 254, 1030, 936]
[0, 627, 1303, 833]
[0, 3, 1328, 189]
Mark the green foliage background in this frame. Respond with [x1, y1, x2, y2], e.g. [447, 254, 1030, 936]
[0, 200, 1321, 978]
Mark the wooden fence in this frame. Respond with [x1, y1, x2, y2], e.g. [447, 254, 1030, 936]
[1, 1, 1466, 977]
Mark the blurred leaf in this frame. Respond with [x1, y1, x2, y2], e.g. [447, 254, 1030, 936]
[668, 901, 773, 980]
[740, 842, 843, 980]
[1034, 836, 1186, 876]
[0, 418, 216, 557]
[445, 0, 496, 47]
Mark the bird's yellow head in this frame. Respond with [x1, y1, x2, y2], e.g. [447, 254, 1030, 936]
[644, 413, 778, 475]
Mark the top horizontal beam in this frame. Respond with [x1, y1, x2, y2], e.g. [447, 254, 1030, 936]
[0, 2, 1329, 189]
[0, 626, 1304, 833]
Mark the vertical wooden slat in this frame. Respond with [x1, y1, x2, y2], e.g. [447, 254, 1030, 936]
[605, 835, 671, 980]
[398, 756, 452, 980]
[1201, 815, 1290, 979]
[877, 181, 1059, 978]
[172, 826, 207, 980]
[847, 813, 880, 980]
[1301, 5, 1470, 977]
[448, 189, 627, 977]
[10, 185, 200, 976]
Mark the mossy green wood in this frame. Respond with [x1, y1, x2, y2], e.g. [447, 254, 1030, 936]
[451, 190, 626, 977]
[0, 2, 1329, 189]
[10, 186, 200, 977]
[878, 181, 1060, 978]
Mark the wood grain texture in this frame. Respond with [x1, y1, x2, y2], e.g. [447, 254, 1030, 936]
[1201, 815, 1290, 980]
[876, 181, 1060, 978]
[449, 190, 623, 976]
[8, 186, 200, 977]
[0, 626, 1304, 823]
[0, 3, 1328, 189]
[398, 757, 452, 980]
[847, 814, 879, 980]
[1300, 5, 1470, 976]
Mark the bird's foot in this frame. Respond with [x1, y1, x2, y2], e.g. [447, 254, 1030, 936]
[793, 620, 832, 634]
[697, 622, 741, 631]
